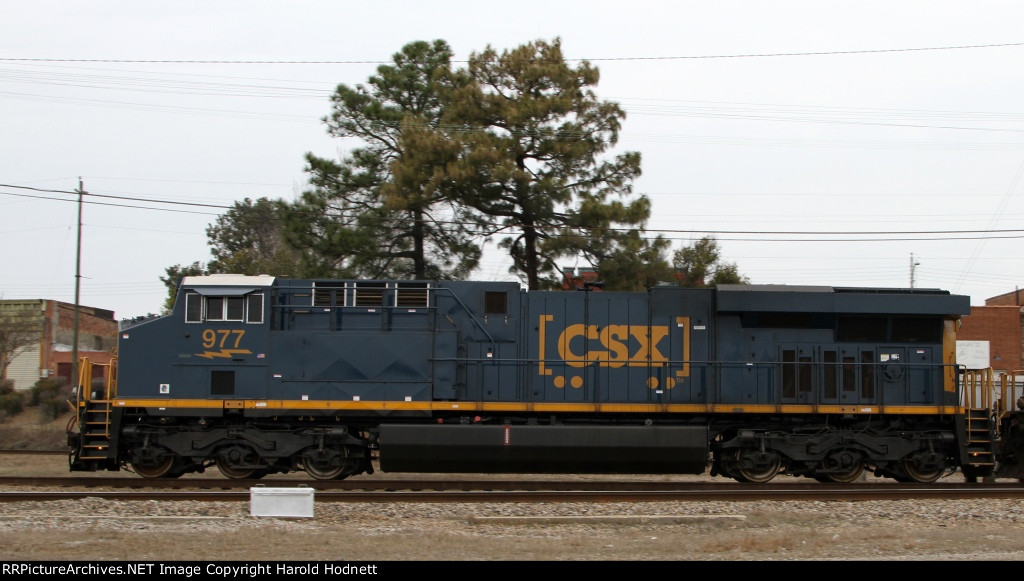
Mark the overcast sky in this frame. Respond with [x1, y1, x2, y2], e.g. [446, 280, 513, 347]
[2, 1, 1023, 319]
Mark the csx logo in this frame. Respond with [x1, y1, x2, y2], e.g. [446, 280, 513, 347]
[538, 315, 691, 389]
[557, 324, 669, 367]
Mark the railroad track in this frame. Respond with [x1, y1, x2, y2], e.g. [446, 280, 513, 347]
[2, 475, 1024, 502]
[4, 450, 1024, 502]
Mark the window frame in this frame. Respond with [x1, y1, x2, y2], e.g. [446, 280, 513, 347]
[184, 290, 265, 324]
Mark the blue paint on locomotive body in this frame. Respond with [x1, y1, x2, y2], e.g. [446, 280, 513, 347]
[115, 276, 969, 411]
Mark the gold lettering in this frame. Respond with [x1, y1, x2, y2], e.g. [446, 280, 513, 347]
[629, 326, 669, 366]
[556, 323, 672, 368]
[649, 326, 669, 361]
[558, 324, 588, 368]
[599, 325, 630, 367]
[538, 315, 553, 375]
[197, 329, 247, 357]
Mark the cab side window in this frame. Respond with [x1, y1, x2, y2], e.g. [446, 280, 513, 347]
[184, 291, 264, 324]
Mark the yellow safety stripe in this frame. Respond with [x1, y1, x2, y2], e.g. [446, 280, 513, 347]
[106, 398, 965, 416]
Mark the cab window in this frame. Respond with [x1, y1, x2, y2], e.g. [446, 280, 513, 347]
[185, 291, 264, 324]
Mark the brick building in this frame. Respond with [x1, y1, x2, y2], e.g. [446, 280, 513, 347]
[985, 289, 1024, 308]
[954, 288, 1024, 378]
[0, 300, 118, 391]
[561, 266, 602, 291]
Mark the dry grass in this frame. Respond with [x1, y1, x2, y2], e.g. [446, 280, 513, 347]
[0, 405, 72, 450]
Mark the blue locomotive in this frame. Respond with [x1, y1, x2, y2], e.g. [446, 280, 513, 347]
[67, 274, 1017, 482]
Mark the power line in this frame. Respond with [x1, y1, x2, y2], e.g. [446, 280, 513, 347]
[591, 42, 1024, 61]
[0, 184, 227, 215]
[5, 183, 1024, 241]
[2, 41, 1022, 64]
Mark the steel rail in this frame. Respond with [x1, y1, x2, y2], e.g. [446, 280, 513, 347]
[0, 475, 1017, 491]
[2, 484, 1024, 502]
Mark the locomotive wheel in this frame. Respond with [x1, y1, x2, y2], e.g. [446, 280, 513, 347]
[216, 462, 259, 479]
[901, 460, 943, 483]
[301, 448, 357, 480]
[814, 465, 865, 483]
[732, 449, 782, 483]
[131, 457, 175, 479]
[302, 459, 345, 480]
[814, 450, 865, 483]
[215, 446, 267, 479]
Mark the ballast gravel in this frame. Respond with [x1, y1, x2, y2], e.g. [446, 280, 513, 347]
[2, 495, 1024, 561]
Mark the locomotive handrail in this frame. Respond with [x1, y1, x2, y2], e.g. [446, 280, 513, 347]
[960, 367, 995, 411]
[1000, 369, 1024, 418]
[269, 282, 497, 345]
[431, 286, 495, 344]
[75, 356, 118, 403]
[75, 357, 92, 406]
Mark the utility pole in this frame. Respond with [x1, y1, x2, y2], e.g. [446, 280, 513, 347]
[910, 253, 920, 288]
[72, 178, 83, 390]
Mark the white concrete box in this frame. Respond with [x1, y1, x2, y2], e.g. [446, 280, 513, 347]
[249, 486, 314, 518]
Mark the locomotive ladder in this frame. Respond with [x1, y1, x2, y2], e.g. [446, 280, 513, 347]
[960, 368, 996, 475]
[70, 358, 117, 466]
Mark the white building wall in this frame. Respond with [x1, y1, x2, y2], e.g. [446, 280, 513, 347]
[7, 344, 41, 391]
